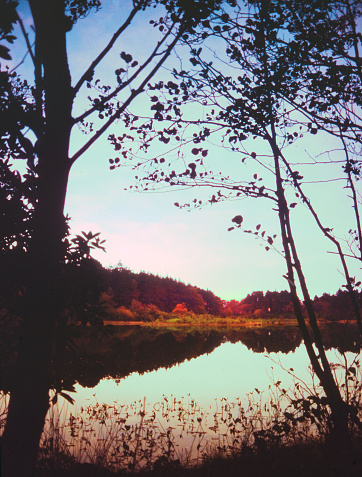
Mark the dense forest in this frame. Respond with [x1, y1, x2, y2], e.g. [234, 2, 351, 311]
[59, 257, 362, 323]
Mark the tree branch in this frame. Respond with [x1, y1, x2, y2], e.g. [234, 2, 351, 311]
[70, 29, 184, 165]
[72, 1, 145, 96]
[74, 21, 176, 125]
[15, 11, 36, 67]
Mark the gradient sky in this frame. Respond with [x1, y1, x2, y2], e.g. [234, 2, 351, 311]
[7, 1, 361, 301]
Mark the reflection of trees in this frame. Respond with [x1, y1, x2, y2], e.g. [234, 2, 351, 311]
[1, 325, 357, 391]
[58, 328, 224, 388]
[235, 329, 303, 354]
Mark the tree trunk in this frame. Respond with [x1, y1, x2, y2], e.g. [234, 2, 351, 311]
[1, 2, 73, 475]
[270, 137, 349, 441]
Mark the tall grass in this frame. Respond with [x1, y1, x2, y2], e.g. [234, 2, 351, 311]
[32, 371, 361, 473]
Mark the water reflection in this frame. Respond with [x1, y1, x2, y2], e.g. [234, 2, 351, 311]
[74, 341, 310, 406]
[1, 324, 361, 471]
[47, 322, 362, 392]
[36, 338, 360, 470]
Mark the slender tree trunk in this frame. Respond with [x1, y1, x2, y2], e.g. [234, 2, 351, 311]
[257, 2, 350, 438]
[1, 2, 73, 475]
[270, 135, 349, 440]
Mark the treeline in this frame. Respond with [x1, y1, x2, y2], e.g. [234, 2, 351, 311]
[99, 263, 223, 318]
[224, 289, 362, 321]
[224, 290, 293, 317]
[70, 259, 361, 322]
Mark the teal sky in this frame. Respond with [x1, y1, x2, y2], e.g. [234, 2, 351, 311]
[6, 1, 360, 301]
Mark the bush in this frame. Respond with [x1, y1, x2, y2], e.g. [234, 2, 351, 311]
[114, 306, 134, 321]
[172, 303, 188, 314]
[130, 300, 166, 322]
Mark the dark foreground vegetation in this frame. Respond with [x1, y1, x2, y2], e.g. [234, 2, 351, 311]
[10, 362, 362, 477]
[35, 442, 362, 477]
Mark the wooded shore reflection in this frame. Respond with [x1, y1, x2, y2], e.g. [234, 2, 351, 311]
[1, 323, 362, 473]
[2, 323, 358, 393]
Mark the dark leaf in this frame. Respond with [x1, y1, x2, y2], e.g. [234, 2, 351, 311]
[59, 392, 75, 405]
[231, 215, 243, 225]
[0, 45, 11, 60]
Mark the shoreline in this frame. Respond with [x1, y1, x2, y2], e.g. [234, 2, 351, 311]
[102, 318, 346, 327]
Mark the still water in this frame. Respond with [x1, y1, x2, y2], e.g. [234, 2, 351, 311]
[36, 325, 360, 470]
[74, 340, 311, 407]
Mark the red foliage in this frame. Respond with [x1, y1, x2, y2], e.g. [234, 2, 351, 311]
[172, 303, 188, 314]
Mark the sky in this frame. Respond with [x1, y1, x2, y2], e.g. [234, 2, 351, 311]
[5, 0, 362, 301]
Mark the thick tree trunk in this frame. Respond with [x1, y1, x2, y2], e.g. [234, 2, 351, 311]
[1, 165, 70, 477]
[1, 2, 73, 475]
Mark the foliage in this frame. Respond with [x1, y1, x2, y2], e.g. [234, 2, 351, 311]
[60, 257, 362, 323]
[172, 302, 188, 314]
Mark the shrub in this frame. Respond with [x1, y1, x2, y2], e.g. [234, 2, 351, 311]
[172, 303, 188, 314]
[114, 306, 134, 321]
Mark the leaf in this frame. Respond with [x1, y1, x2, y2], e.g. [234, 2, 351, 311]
[228, 227, 235, 231]
[251, 152, 256, 159]
[59, 392, 75, 405]
[0, 45, 11, 60]
[120, 51, 132, 63]
[231, 215, 243, 225]
[256, 224, 261, 230]
[3, 35, 16, 44]
[267, 236, 273, 245]
[290, 203, 297, 208]
[348, 366, 356, 376]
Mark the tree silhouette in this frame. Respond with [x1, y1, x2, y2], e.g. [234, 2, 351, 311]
[109, 0, 362, 440]
[0, 1, 228, 475]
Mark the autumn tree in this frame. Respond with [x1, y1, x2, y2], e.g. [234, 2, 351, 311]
[0, 1, 228, 475]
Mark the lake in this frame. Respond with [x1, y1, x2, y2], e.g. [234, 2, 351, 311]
[1, 323, 361, 471]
